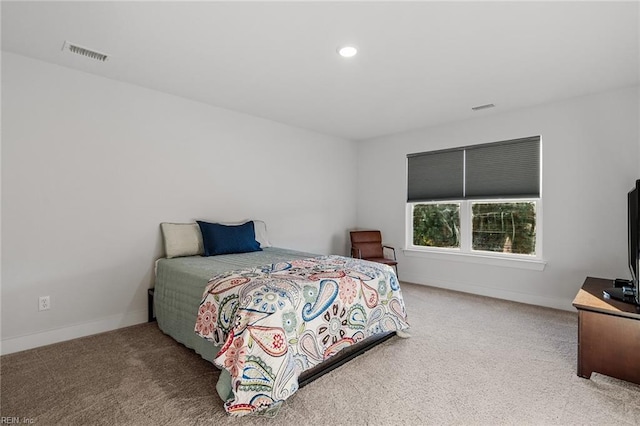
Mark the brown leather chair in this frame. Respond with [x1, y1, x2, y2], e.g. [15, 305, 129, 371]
[349, 230, 398, 275]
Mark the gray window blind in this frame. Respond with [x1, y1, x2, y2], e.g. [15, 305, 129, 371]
[407, 150, 464, 201]
[407, 136, 540, 202]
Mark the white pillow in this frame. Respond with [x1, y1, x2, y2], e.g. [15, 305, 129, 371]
[160, 223, 204, 258]
[252, 220, 272, 248]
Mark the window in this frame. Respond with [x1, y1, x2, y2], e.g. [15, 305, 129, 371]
[412, 203, 460, 248]
[471, 201, 536, 255]
[406, 136, 541, 260]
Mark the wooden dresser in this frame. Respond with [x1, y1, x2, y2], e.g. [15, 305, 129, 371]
[572, 277, 640, 385]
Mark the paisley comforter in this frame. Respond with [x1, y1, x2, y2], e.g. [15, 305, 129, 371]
[194, 255, 410, 416]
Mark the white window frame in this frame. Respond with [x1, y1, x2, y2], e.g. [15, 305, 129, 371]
[405, 198, 545, 271]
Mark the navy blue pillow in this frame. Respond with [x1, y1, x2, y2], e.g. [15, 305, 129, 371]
[196, 221, 262, 256]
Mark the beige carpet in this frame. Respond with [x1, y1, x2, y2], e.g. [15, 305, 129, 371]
[2, 282, 639, 425]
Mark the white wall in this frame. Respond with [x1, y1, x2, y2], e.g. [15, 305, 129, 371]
[356, 86, 640, 311]
[1, 53, 358, 353]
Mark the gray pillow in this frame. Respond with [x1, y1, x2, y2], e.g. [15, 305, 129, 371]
[160, 223, 204, 258]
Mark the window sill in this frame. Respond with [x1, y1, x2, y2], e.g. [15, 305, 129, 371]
[403, 248, 547, 271]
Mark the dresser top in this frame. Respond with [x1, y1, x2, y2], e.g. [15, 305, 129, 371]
[573, 277, 640, 320]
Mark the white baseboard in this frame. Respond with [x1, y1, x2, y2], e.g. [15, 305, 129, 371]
[1, 309, 148, 355]
[400, 272, 575, 312]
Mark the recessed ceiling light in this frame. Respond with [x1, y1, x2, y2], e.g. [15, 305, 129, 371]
[337, 46, 358, 58]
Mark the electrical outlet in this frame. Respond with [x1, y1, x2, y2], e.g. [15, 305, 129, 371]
[39, 296, 50, 311]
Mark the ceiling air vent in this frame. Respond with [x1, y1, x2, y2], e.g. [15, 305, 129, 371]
[62, 41, 109, 62]
[472, 103, 495, 111]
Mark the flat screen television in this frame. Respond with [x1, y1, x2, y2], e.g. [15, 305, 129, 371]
[603, 179, 640, 305]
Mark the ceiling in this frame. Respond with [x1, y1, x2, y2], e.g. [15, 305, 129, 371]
[2, 1, 638, 141]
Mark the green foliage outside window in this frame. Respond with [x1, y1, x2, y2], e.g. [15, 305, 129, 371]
[413, 203, 460, 248]
[412, 202, 537, 255]
[472, 202, 536, 255]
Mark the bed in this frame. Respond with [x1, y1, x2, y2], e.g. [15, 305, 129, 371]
[154, 221, 410, 416]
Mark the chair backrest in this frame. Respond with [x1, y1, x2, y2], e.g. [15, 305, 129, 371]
[350, 230, 384, 258]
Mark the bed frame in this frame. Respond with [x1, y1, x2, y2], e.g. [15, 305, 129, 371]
[297, 331, 396, 388]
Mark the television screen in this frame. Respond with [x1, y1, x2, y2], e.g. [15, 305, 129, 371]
[629, 179, 639, 304]
[603, 179, 640, 306]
